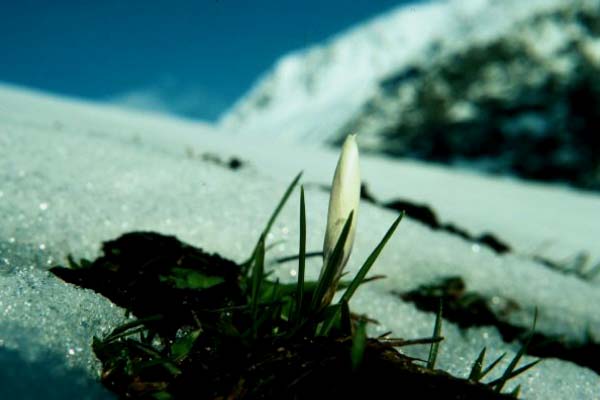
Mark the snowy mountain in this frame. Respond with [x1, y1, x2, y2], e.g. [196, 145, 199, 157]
[219, 0, 567, 141]
[220, 0, 600, 190]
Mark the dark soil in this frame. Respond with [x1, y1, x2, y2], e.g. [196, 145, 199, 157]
[360, 184, 511, 254]
[51, 232, 514, 399]
[397, 276, 600, 375]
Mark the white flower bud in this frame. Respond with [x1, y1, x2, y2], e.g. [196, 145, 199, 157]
[322, 133, 361, 281]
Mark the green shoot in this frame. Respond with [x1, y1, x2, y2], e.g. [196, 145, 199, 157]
[427, 299, 443, 370]
[275, 251, 322, 264]
[480, 352, 506, 380]
[293, 186, 307, 326]
[491, 308, 539, 392]
[339, 300, 352, 336]
[339, 212, 404, 304]
[317, 302, 344, 336]
[242, 171, 302, 274]
[351, 318, 368, 371]
[130, 341, 182, 376]
[250, 234, 266, 324]
[170, 329, 201, 362]
[509, 384, 521, 398]
[468, 348, 508, 382]
[102, 315, 162, 344]
[320, 212, 403, 335]
[469, 347, 487, 381]
[309, 211, 353, 314]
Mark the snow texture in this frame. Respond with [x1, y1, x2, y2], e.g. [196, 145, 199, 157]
[1, 83, 599, 398]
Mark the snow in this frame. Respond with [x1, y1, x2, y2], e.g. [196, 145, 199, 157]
[219, 0, 585, 142]
[1, 83, 599, 398]
[0, 266, 122, 400]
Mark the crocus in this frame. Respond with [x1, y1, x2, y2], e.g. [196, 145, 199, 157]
[322, 133, 361, 285]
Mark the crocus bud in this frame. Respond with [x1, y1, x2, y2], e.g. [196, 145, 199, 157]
[322, 134, 361, 282]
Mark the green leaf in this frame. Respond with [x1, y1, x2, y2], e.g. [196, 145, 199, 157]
[268, 279, 282, 317]
[351, 319, 368, 371]
[152, 391, 173, 400]
[318, 299, 353, 337]
[317, 303, 343, 336]
[340, 300, 352, 336]
[130, 341, 181, 376]
[103, 315, 162, 343]
[492, 308, 539, 392]
[309, 211, 353, 314]
[294, 186, 307, 326]
[427, 299, 443, 370]
[160, 268, 225, 290]
[171, 329, 201, 361]
[275, 251, 323, 264]
[339, 212, 403, 304]
[261, 172, 302, 246]
[469, 347, 487, 381]
[250, 235, 266, 323]
[508, 359, 542, 380]
[480, 352, 506, 381]
[509, 384, 521, 398]
[243, 172, 302, 273]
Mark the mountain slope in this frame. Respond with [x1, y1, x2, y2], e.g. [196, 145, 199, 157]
[220, 0, 569, 141]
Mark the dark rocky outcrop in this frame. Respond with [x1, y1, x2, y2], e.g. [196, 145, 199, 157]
[340, 5, 600, 190]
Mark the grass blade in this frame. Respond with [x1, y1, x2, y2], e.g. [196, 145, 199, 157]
[320, 212, 402, 337]
[340, 300, 352, 336]
[268, 279, 282, 330]
[507, 359, 542, 380]
[250, 235, 266, 323]
[380, 336, 443, 347]
[339, 212, 403, 304]
[427, 299, 443, 370]
[275, 251, 323, 264]
[492, 308, 538, 392]
[309, 211, 353, 313]
[294, 186, 307, 326]
[171, 329, 201, 362]
[130, 341, 182, 376]
[243, 172, 302, 273]
[351, 318, 368, 371]
[103, 315, 162, 343]
[488, 359, 542, 387]
[469, 347, 487, 381]
[480, 352, 507, 381]
[263, 172, 303, 241]
[509, 384, 521, 398]
[317, 303, 342, 336]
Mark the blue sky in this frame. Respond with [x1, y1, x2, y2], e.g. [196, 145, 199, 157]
[0, 0, 415, 120]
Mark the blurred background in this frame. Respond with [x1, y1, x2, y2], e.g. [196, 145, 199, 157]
[0, 0, 413, 120]
[2, 0, 599, 192]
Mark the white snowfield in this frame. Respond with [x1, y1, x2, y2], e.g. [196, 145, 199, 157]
[220, 0, 599, 144]
[1, 83, 600, 398]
